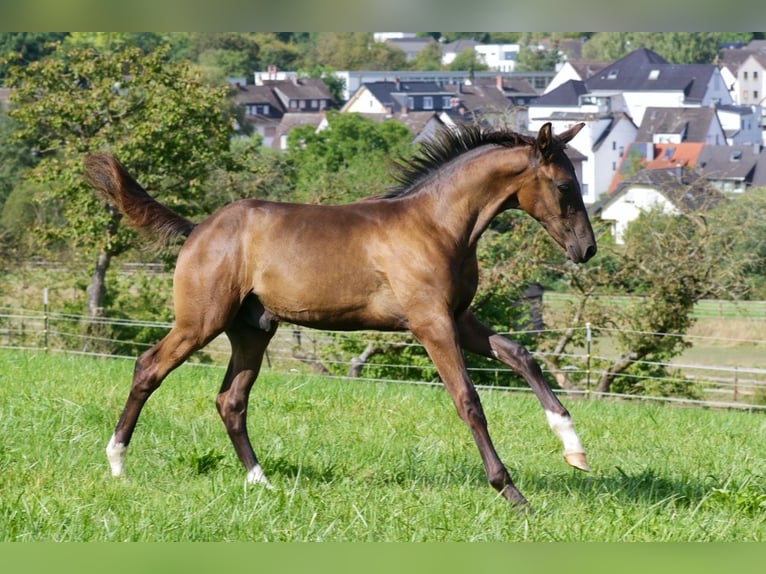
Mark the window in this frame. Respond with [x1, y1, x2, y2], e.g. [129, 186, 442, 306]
[648, 69, 660, 80]
[755, 90, 760, 100]
[612, 141, 616, 150]
[755, 71, 760, 79]
[423, 96, 433, 110]
[407, 96, 415, 109]
[442, 96, 451, 109]
[744, 71, 748, 80]
[607, 70, 618, 79]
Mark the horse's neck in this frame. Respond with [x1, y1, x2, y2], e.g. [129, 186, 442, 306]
[421, 147, 530, 246]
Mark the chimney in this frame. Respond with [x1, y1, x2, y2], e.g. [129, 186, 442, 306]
[496, 75, 503, 91]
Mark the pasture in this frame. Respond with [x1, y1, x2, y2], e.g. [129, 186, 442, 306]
[0, 350, 764, 541]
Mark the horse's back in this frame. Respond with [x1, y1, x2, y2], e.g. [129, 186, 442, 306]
[175, 198, 409, 331]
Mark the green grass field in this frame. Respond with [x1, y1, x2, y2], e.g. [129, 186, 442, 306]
[1, 350, 764, 541]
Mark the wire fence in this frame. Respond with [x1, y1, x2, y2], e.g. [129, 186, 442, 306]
[2, 303, 766, 412]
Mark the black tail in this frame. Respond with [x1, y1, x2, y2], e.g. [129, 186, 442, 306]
[83, 153, 196, 243]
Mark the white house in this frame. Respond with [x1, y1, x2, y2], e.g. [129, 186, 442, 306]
[716, 104, 763, 145]
[474, 44, 520, 72]
[528, 81, 637, 204]
[596, 167, 723, 244]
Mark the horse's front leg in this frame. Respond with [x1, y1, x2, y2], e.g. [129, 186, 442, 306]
[409, 312, 529, 509]
[456, 311, 589, 472]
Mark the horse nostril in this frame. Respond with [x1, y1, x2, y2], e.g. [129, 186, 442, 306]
[584, 244, 597, 261]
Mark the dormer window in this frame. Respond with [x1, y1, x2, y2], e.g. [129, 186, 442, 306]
[648, 69, 660, 80]
[607, 70, 618, 79]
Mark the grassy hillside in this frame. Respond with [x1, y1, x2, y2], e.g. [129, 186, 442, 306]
[1, 350, 764, 541]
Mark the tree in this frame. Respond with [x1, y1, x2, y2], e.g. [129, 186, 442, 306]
[411, 39, 444, 71]
[286, 110, 413, 203]
[6, 43, 234, 320]
[448, 48, 490, 73]
[0, 32, 69, 82]
[302, 33, 408, 71]
[582, 32, 755, 64]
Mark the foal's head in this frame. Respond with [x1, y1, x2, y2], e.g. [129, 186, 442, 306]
[517, 122, 597, 263]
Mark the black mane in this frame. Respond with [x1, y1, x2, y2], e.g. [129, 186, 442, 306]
[385, 124, 537, 198]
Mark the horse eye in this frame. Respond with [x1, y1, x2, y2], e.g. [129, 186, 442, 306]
[557, 183, 570, 193]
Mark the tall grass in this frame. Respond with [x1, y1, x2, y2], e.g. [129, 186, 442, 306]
[1, 350, 764, 541]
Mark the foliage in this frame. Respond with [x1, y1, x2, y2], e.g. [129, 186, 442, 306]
[515, 42, 562, 72]
[447, 48, 490, 72]
[6, 43, 234, 252]
[582, 32, 755, 64]
[0, 32, 69, 81]
[301, 33, 408, 71]
[286, 110, 413, 203]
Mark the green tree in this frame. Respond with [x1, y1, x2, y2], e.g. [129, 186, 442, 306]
[302, 33, 408, 71]
[448, 48, 490, 72]
[582, 32, 755, 64]
[286, 110, 413, 203]
[411, 39, 444, 71]
[5, 43, 234, 320]
[0, 32, 68, 81]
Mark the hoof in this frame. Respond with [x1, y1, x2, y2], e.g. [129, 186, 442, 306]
[564, 451, 589, 472]
[246, 464, 274, 490]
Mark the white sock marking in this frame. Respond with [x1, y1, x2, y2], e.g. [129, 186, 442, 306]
[545, 410, 585, 455]
[246, 464, 274, 489]
[106, 434, 127, 477]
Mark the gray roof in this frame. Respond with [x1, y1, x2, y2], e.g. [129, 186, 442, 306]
[635, 107, 719, 143]
[531, 79, 588, 106]
[586, 47, 716, 104]
[697, 144, 763, 182]
[362, 81, 451, 113]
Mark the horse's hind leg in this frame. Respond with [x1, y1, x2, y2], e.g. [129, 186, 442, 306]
[216, 308, 278, 487]
[456, 311, 588, 471]
[106, 325, 217, 477]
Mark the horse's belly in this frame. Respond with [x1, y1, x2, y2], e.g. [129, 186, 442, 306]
[253, 267, 408, 331]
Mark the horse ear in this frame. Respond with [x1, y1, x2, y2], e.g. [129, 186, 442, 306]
[558, 122, 585, 144]
[536, 122, 555, 162]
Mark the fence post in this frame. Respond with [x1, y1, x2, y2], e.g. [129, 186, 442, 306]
[43, 288, 49, 352]
[733, 367, 738, 403]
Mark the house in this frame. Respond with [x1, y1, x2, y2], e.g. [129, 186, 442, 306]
[341, 80, 454, 116]
[270, 112, 327, 151]
[607, 142, 705, 194]
[719, 42, 766, 106]
[696, 143, 766, 194]
[635, 107, 726, 145]
[232, 78, 335, 148]
[594, 166, 724, 244]
[715, 104, 763, 145]
[527, 79, 637, 204]
[442, 76, 529, 130]
[544, 59, 609, 94]
[474, 44, 521, 72]
[585, 47, 732, 126]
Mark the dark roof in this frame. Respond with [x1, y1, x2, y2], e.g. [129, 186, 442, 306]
[635, 107, 719, 143]
[586, 48, 716, 103]
[272, 78, 333, 102]
[697, 144, 763, 181]
[531, 79, 588, 106]
[233, 84, 284, 110]
[362, 81, 452, 113]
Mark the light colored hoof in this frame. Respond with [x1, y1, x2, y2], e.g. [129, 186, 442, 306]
[246, 464, 274, 490]
[564, 451, 589, 472]
[106, 435, 127, 477]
